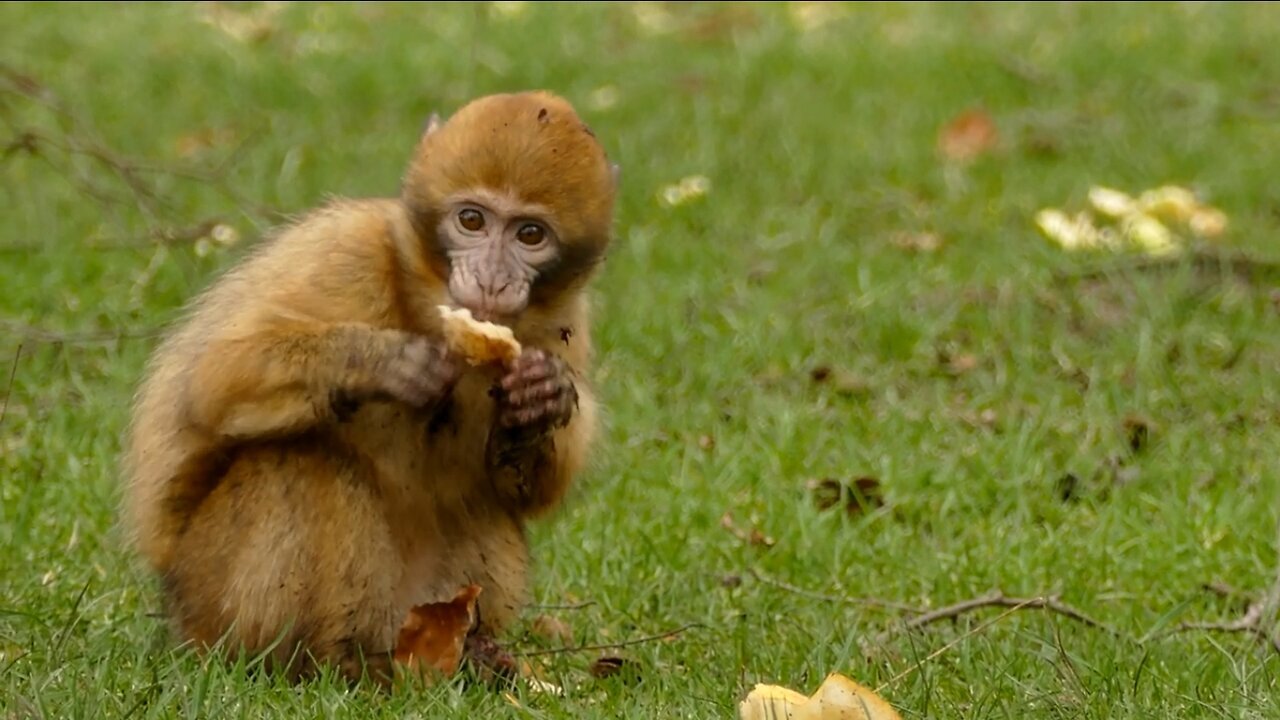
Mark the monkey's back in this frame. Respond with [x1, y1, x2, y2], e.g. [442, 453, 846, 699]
[121, 198, 441, 573]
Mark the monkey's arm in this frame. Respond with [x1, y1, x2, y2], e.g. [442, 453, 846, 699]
[186, 321, 458, 441]
[486, 350, 596, 515]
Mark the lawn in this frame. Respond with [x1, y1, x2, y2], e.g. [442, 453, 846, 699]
[4, 2, 1280, 718]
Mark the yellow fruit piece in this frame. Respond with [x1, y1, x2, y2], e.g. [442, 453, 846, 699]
[1122, 213, 1179, 257]
[739, 684, 811, 720]
[1087, 186, 1136, 218]
[1189, 207, 1228, 238]
[1035, 209, 1103, 251]
[739, 673, 902, 720]
[1138, 185, 1199, 222]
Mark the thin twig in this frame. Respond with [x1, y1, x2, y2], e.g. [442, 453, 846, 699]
[877, 590, 1124, 644]
[1154, 523, 1280, 655]
[528, 601, 597, 611]
[514, 622, 702, 658]
[748, 569, 921, 612]
[0, 319, 161, 345]
[875, 599, 1039, 693]
[1055, 250, 1280, 285]
[0, 343, 19, 429]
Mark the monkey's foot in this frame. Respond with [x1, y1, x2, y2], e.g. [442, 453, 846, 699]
[463, 632, 518, 686]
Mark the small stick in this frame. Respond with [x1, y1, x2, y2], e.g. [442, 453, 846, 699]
[749, 569, 922, 612]
[528, 601, 597, 611]
[876, 599, 1040, 692]
[514, 622, 702, 658]
[0, 343, 19, 429]
[0, 319, 161, 345]
[877, 590, 1124, 644]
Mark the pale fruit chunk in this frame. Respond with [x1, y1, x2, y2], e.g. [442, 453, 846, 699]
[437, 305, 522, 366]
[739, 673, 902, 720]
[739, 684, 812, 720]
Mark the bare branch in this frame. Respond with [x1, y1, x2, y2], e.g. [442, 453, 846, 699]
[0, 319, 161, 345]
[748, 569, 922, 612]
[514, 622, 702, 658]
[0, 343, 20, 429]
[883, 590, 1123, 640]
[527, 601, 597, 611]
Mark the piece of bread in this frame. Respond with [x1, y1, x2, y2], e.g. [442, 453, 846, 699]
[437, 305, 522, 366]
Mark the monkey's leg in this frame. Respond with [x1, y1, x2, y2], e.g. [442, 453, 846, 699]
[164, 439, 400, 685]
[426, 512, 529, 680]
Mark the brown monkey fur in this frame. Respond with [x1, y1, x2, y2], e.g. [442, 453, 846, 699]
[122, 91, 616, 684]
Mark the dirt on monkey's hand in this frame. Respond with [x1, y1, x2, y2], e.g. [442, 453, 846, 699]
[496, 349, 578, 430]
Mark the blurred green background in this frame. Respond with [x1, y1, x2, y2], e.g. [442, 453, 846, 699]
[3, 2, 1280, 717]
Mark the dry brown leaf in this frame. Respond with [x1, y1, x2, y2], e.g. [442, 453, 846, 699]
[394, 584, 481, 679]
[173, 127, 235, 159]
[589, 655, 632, 680]
[721, 511, 777, 548]
[808, 477, 885, 517]
[1123, 415, 1151, 454]
[938, 108, 999, 163]
[530, 614, 573, 645]
[946, 353, 979, 375]
[890, 231, 944, 254]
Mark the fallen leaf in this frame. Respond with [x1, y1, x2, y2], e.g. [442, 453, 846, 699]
[748, 528, 777, 547]
[1056, 473, 1080, 503]
[937, 108, 999, 163]
[807, 477, 884, 517]
[808, 478, 844, 512]
[740, 672, 902, 720]
[1123, 415, 1150, 454]
[811, 366, 869, 396]
[698, 434, 716, 451]
[173, 127, 236, 159]
[394, 584, 481, 679]
[590, 655, 630, 680]
[658, 175, 711, 207]
[721, 512, 777, 548]
[889, 231, 944, 253]
[946, 353, 979, 375]
[530, 614, 573, 645]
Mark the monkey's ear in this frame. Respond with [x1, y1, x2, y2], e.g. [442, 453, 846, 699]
[422, 113, 443, 137]
[610, 163, 622, 188]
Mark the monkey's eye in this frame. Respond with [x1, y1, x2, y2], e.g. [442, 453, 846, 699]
[458, 209, 485, 232]
[516, 223, 547, 246]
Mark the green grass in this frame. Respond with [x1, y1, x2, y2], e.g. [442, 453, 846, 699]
[4, 2, 1280, 717]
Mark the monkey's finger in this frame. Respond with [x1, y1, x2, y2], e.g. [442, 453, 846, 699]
[506, 378, 566, 406]
[500, 357, 560, 391]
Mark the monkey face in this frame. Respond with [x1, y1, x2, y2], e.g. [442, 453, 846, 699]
[437, 189, 561, 321]
[401, 92, 619, 320]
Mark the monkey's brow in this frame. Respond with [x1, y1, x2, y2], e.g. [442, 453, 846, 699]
[445, 189, 553, 220]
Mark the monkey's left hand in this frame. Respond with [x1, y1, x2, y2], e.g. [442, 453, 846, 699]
[495, 349, 577, 430]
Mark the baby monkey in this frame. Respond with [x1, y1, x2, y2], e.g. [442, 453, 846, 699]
[122, 91, 617, 683]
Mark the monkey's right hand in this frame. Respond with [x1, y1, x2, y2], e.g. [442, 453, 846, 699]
[363, 333, 463, 409]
